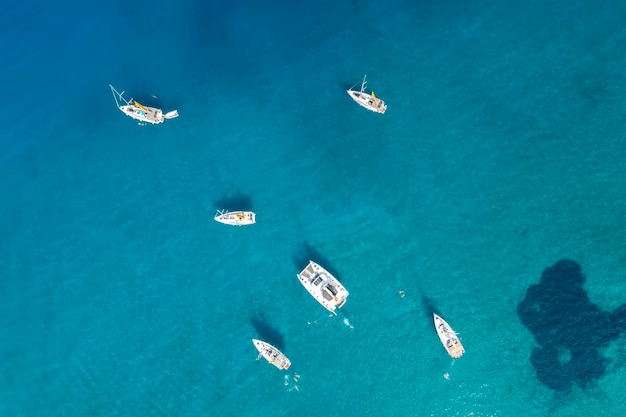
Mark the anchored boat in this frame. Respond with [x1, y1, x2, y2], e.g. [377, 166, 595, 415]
[252, 339, 291, 370]
[109, 84, 179, 125]
[346, 75, 387, 114]
[297, 261, 349, 314]
[214, 210, 256, 226]
[433, 313, 465, 358]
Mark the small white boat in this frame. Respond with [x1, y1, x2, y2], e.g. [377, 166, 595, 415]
[109, 84, 179, 125]
[346, 75, 387, 114]
[297, 261, 349, 314]
[433, 313, 464, 358]
[214, 210, 256, 226]
[252, 339, 291, 370]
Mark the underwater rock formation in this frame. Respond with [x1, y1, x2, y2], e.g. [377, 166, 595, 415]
[517, 259, 626, 391]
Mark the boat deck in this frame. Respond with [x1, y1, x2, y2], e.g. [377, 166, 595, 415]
[214, 210, 256, 226]
[347, 90, 387, 114]
[297, 261, 349, 313]
[122, 103, 164, 124]
[447, 340, 464, 358]
[434, 314, 465, 358]
[253, 339, 291, 370]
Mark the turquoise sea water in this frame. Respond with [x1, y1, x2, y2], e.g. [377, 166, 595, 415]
[2, 0, 626, 416]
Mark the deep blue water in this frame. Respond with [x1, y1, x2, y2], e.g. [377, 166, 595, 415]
[2, 0, 626, 416]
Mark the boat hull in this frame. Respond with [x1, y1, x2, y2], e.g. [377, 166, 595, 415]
[252, 339, 291, 370]
[120, 104, 164, 124]
[433, 313, 464, 358]
[214, 210, 256, 226]
[110, 85, 178, 125]
[297, 261, 349, 313]
[346, 90, 387, 114]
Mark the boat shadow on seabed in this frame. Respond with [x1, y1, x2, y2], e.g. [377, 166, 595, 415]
[420, 295, 442, 321]
[292, 242, 342, 280]
[517, 259, 626, 392]
[249, 312, 285, 351]
[213, 193, 253, 212]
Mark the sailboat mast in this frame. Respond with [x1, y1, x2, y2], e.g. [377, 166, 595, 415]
[109, 84, 131, 107]
[361, 74, 367, 92]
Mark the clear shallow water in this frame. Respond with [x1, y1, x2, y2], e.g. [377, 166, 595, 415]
[2, 0, 626, 416]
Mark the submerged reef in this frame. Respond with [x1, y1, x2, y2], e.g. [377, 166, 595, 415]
[517, 259, 626, 391]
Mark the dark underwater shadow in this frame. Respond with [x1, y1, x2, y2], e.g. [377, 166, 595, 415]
[250, 312, 285, 351]
[212, 193, 253, 212]
[420, 295, 441, 322]
[517, 259, 626, 392]
[291, 242, 341, 279]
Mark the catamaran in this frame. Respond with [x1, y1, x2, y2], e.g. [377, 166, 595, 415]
[214, 210, 256, 226]
[297, 261, 349, 314]
[346, 75, 387, 114]
[252, 339, 291, 370]
[109, 84, 179, 125]
[433, 313, 465, 358]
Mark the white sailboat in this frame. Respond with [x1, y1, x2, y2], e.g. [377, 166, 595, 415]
[252, 339, 291, 370]
[346, 75, 387, 114]
[433, 313, 464, 358]
[109, 84, 179, 125]
[214, 210, 256, 226]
